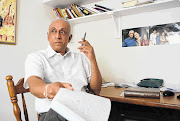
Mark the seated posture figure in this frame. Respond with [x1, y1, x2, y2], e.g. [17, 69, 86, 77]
[25, 18, 121, 121]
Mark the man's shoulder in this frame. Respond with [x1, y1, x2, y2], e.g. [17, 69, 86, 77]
[27, 49, 47, 60]
[150, 33, 154, 36]
[124, 37, 130, 41]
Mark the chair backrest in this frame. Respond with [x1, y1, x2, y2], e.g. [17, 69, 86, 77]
[6, 75, 30, 121]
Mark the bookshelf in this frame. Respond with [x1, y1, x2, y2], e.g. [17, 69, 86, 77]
[43, 0, 180, 38]
[43, 0, 102, 8]
[113, 0, 180, 16]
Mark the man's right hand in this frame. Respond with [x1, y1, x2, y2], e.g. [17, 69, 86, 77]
[47, 82, 73, 99]
[27, 76, 73, 99]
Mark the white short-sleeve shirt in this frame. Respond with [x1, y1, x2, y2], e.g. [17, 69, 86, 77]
[24, 45, 91, 113]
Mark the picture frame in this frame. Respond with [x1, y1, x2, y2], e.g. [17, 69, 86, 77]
[0, 0, 17, 45]
[122, 22, 180, 47]
[122, 27, 149, 47]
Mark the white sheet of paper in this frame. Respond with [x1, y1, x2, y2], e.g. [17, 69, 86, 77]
[50, 88, 111, 121]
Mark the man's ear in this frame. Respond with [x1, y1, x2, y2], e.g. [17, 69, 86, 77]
[68, 34, 72, 43]
[47, 32, 49, 42]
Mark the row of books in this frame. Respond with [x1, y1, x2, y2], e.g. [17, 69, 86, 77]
[52, 4, 113, 20]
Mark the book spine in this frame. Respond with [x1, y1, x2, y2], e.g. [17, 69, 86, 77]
[93, 7, 106, 13]
[65, 8, 72, 19]
[61, 8, 69, 19]
[57, 8, 65, 18]
[124, 92, 160, 99]
[52, 9, 59, 18]
[83, 7, 97, 14]
[70, 8, 78, 18]
[95, 4, 113, 11]
[54, 8, 61, 18]
[76, 6, 85, 17]
[124, 90, 159, 93]
[67, 8, 75, 18]
[73, 4, 92, 15]
[71, 4, 82, 17]
[78, 6, 91, 15]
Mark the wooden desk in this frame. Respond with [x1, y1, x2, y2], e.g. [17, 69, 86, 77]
[99, 87, 180, 110]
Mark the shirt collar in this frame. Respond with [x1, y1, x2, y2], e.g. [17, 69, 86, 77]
[46, 45, 74, 59]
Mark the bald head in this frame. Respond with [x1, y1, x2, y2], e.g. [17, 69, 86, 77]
[129, 30, 134, 39]
[49, 18, 71, 36]
[47, 18, 72, 55]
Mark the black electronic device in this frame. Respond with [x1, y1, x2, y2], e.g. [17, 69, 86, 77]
[137, 78, 163, 88]
[163, 90, 175, 97]
[82, 32, 86, 46]
[114, 85, 122, 88]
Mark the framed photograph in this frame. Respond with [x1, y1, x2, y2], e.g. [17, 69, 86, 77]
[122, 22, 180, 47]
[149, 22, 180, 45]
[122, 27, 149, 47]
[0, 0, 16, 45]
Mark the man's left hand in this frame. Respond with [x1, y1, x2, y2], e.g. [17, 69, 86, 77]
[78, 39, 96, 63]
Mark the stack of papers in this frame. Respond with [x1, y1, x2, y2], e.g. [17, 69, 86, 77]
[122, 0, 138, 8]
[50, 88, 111, 121]
[135, 0, 154, 6]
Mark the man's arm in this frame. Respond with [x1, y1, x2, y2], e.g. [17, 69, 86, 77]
[27, 76, 73, 99]
[150, 34, 153, 44]
[89, 59, 102, 95]
[78, 40, 102, 95]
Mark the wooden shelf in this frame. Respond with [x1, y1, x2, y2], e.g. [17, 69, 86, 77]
[43, 0, 102, 8]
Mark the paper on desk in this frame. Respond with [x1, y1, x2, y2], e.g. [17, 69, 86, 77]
[120, 92, 124, 97]
[160, 87, 180, 92]
[50, 88, 111, 121]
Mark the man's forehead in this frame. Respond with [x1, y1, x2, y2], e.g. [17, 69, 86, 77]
[49, 20, 70, 30]
[50, 27, 67, 30]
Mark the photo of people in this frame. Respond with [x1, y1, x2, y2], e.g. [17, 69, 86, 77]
[149, 22, 180, 45]
[122, 27, 149, 47]
[122, 22, 180, 47]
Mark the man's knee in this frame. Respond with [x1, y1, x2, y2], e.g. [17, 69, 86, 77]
[108, 101, 123, 121]
[40, 109, 67, 121]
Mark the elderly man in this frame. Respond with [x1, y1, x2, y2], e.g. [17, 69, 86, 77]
[25, 19, 121, 121]
[122, 30, 136, 47]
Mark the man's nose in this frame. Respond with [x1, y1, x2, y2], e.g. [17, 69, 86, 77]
[56, 32, 61, 39]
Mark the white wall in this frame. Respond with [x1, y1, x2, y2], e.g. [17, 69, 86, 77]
[0, 0, 53, 120]
[69, 1, 180, 90]
[1, 0, 180, 120]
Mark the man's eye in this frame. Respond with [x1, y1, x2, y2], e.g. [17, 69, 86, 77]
[51, 30, 56, 33]
[60, 31, 65, 34]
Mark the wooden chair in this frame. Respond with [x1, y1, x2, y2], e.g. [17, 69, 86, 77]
[6, 75, 39, 121]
